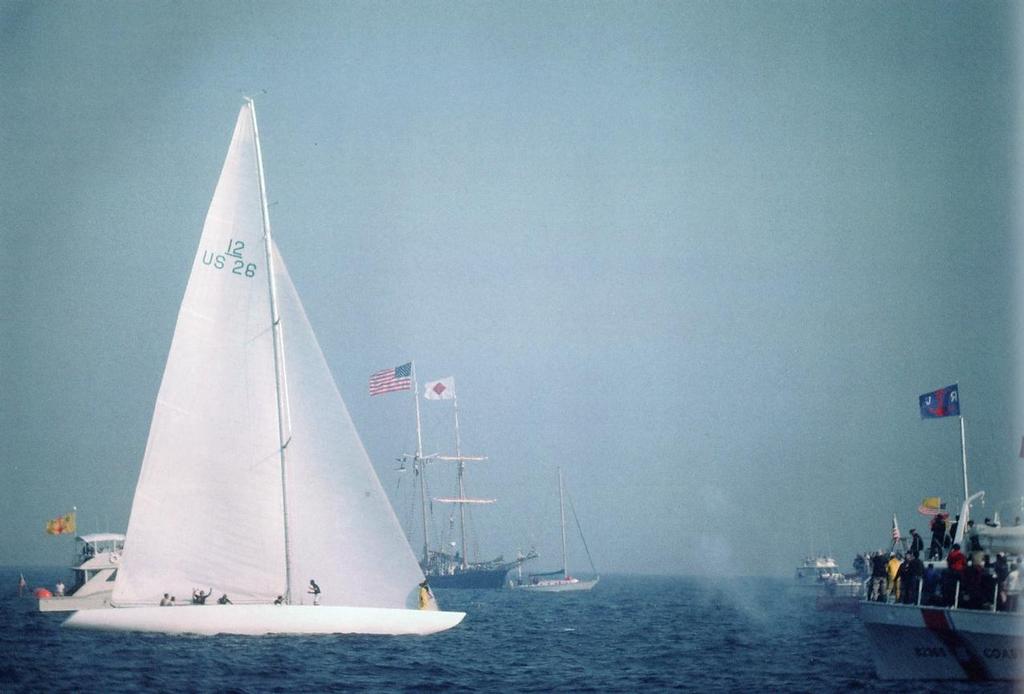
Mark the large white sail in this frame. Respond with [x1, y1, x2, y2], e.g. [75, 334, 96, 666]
[97, 101, 456, 634]
[114, 105, 285, 606]
[271, 248, 424, 608]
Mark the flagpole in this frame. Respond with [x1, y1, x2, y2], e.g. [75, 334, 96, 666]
[959, 416, 969, 503]
[453, 391, 468, 570]
[411, 361, 429, 567]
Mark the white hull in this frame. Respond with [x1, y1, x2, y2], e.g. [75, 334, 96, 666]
[63, 604, 465, 636]
[40, 591, 113, 612]
[859, 601, 1024, 680]
[794, 559, 840, 589]
[515, 577, 599, 593]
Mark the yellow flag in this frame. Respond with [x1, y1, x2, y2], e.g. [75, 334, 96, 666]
[917, 497, 943, 516]
[45, 510, 76, 535]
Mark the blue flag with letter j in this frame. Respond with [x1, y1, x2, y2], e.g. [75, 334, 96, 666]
[919, 384, 960, 419]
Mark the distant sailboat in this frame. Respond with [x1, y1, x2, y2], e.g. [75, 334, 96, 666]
[64, 100, 464, 635]
[513, 468, 598, 592]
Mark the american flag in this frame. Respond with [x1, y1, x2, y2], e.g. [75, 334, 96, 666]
[369, 362, 412, 396]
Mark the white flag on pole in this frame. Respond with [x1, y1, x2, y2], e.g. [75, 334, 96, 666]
[424, 377, 455, 400]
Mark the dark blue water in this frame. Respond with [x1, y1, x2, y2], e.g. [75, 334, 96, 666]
[1, 570, 1013, 692]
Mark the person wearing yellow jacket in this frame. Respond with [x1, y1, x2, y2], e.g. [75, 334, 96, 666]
[886, 553, 903, 601]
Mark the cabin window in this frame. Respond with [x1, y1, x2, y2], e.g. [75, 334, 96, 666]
[106, 571, 118, 582]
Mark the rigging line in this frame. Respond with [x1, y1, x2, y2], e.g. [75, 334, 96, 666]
[565, 487, 598, 575]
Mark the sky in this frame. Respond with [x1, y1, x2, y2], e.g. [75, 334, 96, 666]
[2, 1, 1022, 577]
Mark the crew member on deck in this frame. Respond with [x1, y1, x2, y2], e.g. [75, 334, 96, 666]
[308, 579, 321, 606]
[418, 580, 437, 610]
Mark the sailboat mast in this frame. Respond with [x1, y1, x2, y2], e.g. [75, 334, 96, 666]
[412, 362, 429, 566]
[454, 393, 468, 569]
[558, 468, 568, 580]
[247, 98, 295, 604]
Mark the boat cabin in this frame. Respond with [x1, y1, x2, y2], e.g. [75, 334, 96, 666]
[69, 533, 125, 594]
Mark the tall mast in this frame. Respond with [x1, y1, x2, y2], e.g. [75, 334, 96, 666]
[412, 362, 429, 566]
[959, 416, 969, 503]
[453, 393, 468, 569]
[558, 468, 567, 580]
[248, 98, 295, 604]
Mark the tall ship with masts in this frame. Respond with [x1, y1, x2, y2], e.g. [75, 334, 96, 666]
[371, 366, 534, 588]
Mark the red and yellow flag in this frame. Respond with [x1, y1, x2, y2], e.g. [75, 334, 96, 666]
[45, 510, 76, 535]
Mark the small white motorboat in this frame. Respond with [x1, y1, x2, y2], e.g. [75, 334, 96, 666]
[39, 533, 125, 612]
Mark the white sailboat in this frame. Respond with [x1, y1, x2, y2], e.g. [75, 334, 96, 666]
[513, 468, 598, 592]
[64, 101, 464, 636]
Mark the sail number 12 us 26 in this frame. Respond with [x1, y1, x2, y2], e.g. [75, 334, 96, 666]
[202, 239, 257, 278]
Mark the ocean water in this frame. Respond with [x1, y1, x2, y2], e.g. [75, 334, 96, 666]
[1, 570, 1014, 693]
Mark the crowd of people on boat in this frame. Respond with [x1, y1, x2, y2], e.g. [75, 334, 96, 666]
[154, 589, 232, 605]
[857, 544, 1022, 611]
[920, 513, 1018, 561]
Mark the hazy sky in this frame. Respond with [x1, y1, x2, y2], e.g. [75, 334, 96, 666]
[2, 1, 1021, 576]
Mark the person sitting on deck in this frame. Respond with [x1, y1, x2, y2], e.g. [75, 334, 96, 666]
[274, 595, 284, 605]
[160, 593, 171, 606]
[217, 594, 232, 605]
[192, 588, 213, 605]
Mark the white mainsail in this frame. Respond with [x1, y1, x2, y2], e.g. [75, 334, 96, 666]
[96, 101, 450, 629]
[114, 104, 284, 606]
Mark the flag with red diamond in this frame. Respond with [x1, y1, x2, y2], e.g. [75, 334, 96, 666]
[424, 377, 455, 400]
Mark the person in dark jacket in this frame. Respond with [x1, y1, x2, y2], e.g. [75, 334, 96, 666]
[903, 552, 925, 604]
[923, 563, 941, 605]
[966, 520, 983, 555]
[870, 551, 888, 602]
[928, 514, 946, 559]
[908, 529, 924, 558]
